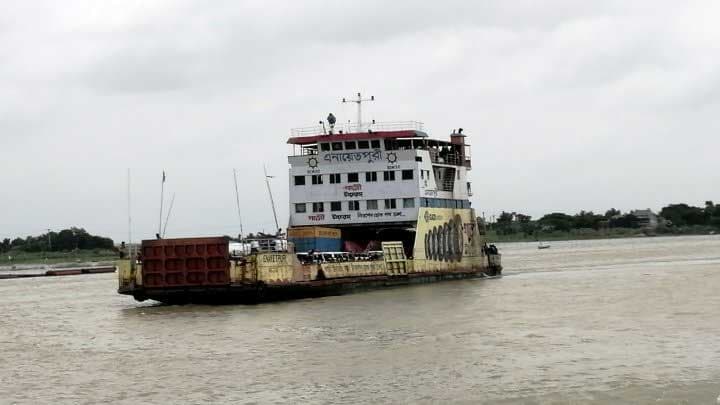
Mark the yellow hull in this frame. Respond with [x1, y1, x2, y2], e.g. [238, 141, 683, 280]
[117, 207, 501, 303]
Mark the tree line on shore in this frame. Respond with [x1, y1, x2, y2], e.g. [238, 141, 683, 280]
[489, 201, 720, 236]
[0, 227, 114, 254]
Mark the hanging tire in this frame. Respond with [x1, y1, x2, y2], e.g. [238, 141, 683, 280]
[447, 218, 456, 261]
[256, 282, 266, 302]
[430, 227, 438, 261]
[441, 223, 449, 262]
[428, 227, 434, 261]
[453, 215, 463, 262]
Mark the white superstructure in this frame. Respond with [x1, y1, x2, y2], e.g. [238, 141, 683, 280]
[287, 122, 474, 229]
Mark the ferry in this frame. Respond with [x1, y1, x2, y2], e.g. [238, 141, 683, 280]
[118, 95, 502, 304]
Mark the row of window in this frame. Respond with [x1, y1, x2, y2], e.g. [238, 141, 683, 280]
[295, 198, 471, 213]
[296, 198, 414, 213]
[318, 139, 425, 152]
[295, 170, 414, 186]
[320, 140, 381, 151]
[421, 198, 472, 209]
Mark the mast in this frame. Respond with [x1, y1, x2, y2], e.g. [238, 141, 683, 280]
[127, 168, 132, 261]
[158, 170, 166, 237]
[264, 165, 280, 233]
[233, 169, 244, 239]
[162, 193, 176, 238]
[342, 92, 374, 132]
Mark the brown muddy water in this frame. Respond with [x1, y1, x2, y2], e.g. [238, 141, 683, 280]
[1, 235, 719, 404]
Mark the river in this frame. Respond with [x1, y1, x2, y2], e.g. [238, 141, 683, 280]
[1, 235, 719, 404]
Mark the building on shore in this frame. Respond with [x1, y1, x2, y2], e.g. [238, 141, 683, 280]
[631, 209, 659, 230]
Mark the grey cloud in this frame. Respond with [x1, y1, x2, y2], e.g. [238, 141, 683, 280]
[2, 0, 719, 242]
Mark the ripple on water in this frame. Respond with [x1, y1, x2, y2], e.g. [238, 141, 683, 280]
[2, 236, 720, 403]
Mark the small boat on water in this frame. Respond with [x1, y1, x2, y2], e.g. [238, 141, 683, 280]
[538, 242, 551, 250]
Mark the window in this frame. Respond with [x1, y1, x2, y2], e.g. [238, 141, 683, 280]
[384, 199, 397, 209]
[383, 171, 395, 181]
[348, 201, 360, 211]
[403, 198, 415, 208]
[329, 173, 340, 184]
[347, 172, 359, 182]
[371, 140, 380, 149]
[330, 201, 342, 211]
[358, 140, 369, 149]
[420, 171, 424, 179]
[422, 198, 430, 207]
[365, 172, 377, 182]
[366, 200, 378, 210]
[320, 143, 330, 151]
[344, 141, 356, 150]
[312, 202, 324, 213]
[415, 156, 423, 162]
[295, 203, 306, 213]
[401, 170, 413, 180]
[331, 142, 343, 151]
[294, 176, 306, 186]
[311, 175, 323, 185]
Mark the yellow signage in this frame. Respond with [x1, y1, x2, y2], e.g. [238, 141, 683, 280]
[413, 208, 482, 262]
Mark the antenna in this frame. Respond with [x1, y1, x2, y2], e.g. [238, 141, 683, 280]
[233, 169, 244, 239]
[342, 92, 374, 132]
[264, 164, 280, 233]
[162, 193, 176, 238]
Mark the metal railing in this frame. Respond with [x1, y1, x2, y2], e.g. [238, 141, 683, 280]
[290, 121, 424, 137]
[428, 149, 462, 166]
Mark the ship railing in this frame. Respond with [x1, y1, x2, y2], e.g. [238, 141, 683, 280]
[290, 121, 424, 137]
[439, 179, 455, 192]
[428, 149, 462, 166]
[230, 238, 288, 257]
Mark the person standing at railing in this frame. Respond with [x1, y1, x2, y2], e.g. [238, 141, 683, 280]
[439, 146, 449, 163]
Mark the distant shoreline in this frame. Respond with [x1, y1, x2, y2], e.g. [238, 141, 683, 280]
[1, 250, 117, 268]
[487, 229, 716, 244]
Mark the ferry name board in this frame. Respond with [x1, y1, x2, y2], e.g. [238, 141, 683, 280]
[323, 149, 382, 164]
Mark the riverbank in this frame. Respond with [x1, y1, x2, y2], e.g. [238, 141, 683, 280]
[1, 249, 117, 266]
[485, 226, 716, 243]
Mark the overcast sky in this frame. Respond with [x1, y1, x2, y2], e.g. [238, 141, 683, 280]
[2, 0, 719, 242]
